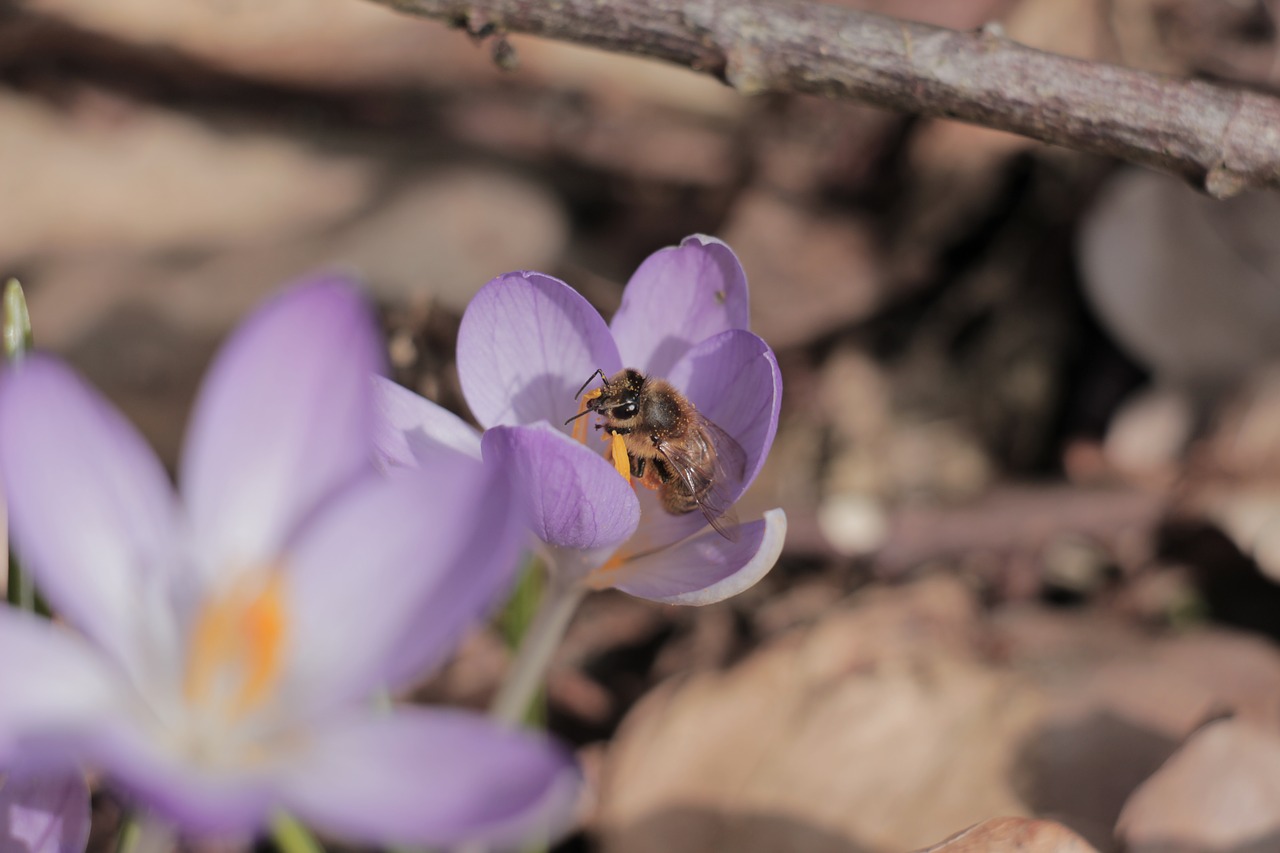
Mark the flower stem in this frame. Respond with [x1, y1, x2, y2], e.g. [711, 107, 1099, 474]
[497, 556, 548, 726]
[271, 812, 325, 853]
[117, 813, 176, 853]
[490, 567, 585, 726]
[2, 280, 35, 615]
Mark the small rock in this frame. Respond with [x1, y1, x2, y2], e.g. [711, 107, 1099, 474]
[1103, 387, 1195, 485]
[817, 492, 889, 556]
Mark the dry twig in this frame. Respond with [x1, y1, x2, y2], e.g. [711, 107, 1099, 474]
[369, 0, 1280, 198]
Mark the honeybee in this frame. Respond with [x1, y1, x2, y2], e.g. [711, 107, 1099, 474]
[565, 368, 745, 539]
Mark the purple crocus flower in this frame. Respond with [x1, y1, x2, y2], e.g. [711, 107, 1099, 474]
[0, 278, 579, 846]
[376, 235, 785, 604]
[0, 768, 90, 853]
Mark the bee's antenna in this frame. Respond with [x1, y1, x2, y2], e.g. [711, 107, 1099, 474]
[564, 408, 593, 426]
[573, 368, 606, 400]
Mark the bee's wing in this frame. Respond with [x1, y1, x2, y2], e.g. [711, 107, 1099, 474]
[698, 416, 748, 482]
[655, 414, 747, 541]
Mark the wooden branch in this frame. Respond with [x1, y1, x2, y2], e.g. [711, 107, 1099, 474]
[369, 0, 1280, 198]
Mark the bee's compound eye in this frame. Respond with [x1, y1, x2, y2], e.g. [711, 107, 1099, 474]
[613, 403, 638, 420]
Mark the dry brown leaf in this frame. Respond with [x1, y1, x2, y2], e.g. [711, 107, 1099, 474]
[598, 584, 1280, 853]
[0, 90, 371, 259]
[997, 612, 1280, 848]
[317, 168, 568, 310]
[1186, 367, 1280, 583]
[1078, 169, 1280, 393]
[1003, 0, 1110, 62]
[596, 578, 1047, 853]
[1101, 388, 1195, 484]
[25, 0, 495, 88]
[724, 191, 883, 349]
[912, 816, 1100, 853]
[28, 0, 741, 114]
[18, 162, 566, 464]
[1196, 490, 1280, 585]
[1118, 718, 1280, 852]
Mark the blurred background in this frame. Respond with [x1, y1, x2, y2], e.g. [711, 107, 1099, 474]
[7, 0, 1280, 850]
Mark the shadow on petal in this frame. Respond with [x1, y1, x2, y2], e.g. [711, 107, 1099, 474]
[611, 235, 751, 377]
[458, 272, 621, 429]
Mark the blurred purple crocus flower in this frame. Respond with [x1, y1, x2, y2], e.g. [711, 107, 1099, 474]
[375, 235, 785, 604]
[0, 768, 90, 853]
[0, 278, 579, 846]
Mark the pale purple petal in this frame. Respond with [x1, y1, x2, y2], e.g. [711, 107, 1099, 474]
[371, 376, 482, 471]
[181, 276, 383, 577]
[0, 768, 91, 853]
[0, 612, 132, 759]
[458, 273, 621, 430]
[482, 425, 639, 552]
[0, 357, 180, 674]
[83, 724, 274, 836]
[277, 708, 580, 849]
[623, 330, 782, 553]
[668, 329, 781, 492]
[283, 452, 524, 709]
[610, 235, 751, 377]
[606, 509, 786, 605]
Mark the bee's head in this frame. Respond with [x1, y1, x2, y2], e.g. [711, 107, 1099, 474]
[589, 369, 645, 423]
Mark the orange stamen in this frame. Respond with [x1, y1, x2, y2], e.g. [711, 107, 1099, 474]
[571, 389, 601, 444]
[235, 573, 287, 714]
[585, 551, 628, 589]
[183, 570, 288, 718]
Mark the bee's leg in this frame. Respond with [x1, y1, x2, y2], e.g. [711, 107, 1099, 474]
[633, 456, 662, 491]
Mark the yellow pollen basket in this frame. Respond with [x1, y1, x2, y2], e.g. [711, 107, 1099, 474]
[607, 432, 631, 482]
[571, 387, 632, 483]
[183, 571, 288, 718]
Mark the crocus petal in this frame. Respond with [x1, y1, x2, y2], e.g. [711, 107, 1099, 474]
[277, 708, 580, 849]
[378, 455, 527, 691]
[457, 272, 621, 430]
[0, 768, 91, 853]
[610, 235, 751, 377]
[180, 276, 383, 580]
[0, 611, 133, 758]
[372, 376, 481, 471]
[83, 724, 274, 836]
[284, 452, 525, 709]
[606, 509, 786, 605]
[482, 425, 639, 552]
[0, 357, 181, 675]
